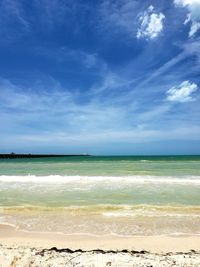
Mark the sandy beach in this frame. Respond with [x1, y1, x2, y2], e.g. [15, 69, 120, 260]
[1, 244, 200, 267]
[0, 224, 200, 266]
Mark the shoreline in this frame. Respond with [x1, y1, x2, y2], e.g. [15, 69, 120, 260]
[1, 224, 200, 266]
[1, 224, 200, 253]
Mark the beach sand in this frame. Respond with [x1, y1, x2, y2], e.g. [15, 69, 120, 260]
[0, 224, 200, 266]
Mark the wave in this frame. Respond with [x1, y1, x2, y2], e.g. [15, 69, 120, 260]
[0, 175, 200, 185]
[1, 204, 200, 214]
[1, 204, 200, 236]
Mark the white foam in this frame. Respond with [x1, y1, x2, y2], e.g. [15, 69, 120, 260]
[102, 211, 200, 218]
[0, 175, 200, 185]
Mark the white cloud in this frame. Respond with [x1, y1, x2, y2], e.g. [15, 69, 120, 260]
[166, 80, 198, 102]
[137, 6, 165, 40]
[174, 0, 200, 37]
[189, 21, 200, 36]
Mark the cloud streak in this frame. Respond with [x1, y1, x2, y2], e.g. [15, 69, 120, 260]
[99, 0, 140, 38]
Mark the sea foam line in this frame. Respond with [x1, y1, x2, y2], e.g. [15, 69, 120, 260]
[0, 221, 200, 238]
[0, 175, 200, 184]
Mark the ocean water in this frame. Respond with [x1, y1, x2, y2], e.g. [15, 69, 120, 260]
[0, 155, 200, 236]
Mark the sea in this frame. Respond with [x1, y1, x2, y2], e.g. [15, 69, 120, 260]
[0, 155, 200, 236]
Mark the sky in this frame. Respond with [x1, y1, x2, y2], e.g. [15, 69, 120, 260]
[0, 0, 200, 155]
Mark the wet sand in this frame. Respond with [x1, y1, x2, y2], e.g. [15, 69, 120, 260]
[1, 224, 200, 252]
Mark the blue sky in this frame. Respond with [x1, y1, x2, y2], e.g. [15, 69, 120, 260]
[0, 0, 200, 155]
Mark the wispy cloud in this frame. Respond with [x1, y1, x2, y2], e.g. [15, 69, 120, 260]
[0, 0, 82, 40]
[32, 0, 73, 30]
[133, 39, 200, 91]
[0, 0, 29, 39]
[0, 76, 128, 134]
[99, 0, 140, 38]
[1, 75, 200, 153]
[137, 5, 165, 40]
[166, 80, 198, 102]
[174, 0, 200, 37]
[34, 46, 101, 69]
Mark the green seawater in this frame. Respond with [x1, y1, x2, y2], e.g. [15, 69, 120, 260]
[0, 155, 200, 235]
[0, 155, 200, 207]
[0, 155, 200, 176]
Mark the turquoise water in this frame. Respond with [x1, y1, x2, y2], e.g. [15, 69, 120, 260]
[0, 155, 200, 235]
[0, 155, 200, 176]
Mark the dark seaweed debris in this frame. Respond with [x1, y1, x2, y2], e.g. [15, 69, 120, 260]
[36, 247, 200, 257]
[35, 247, 149, 256]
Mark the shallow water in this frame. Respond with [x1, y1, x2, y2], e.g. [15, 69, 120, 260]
[0, 155, 200, 176]
[0, 155, 200, 236]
